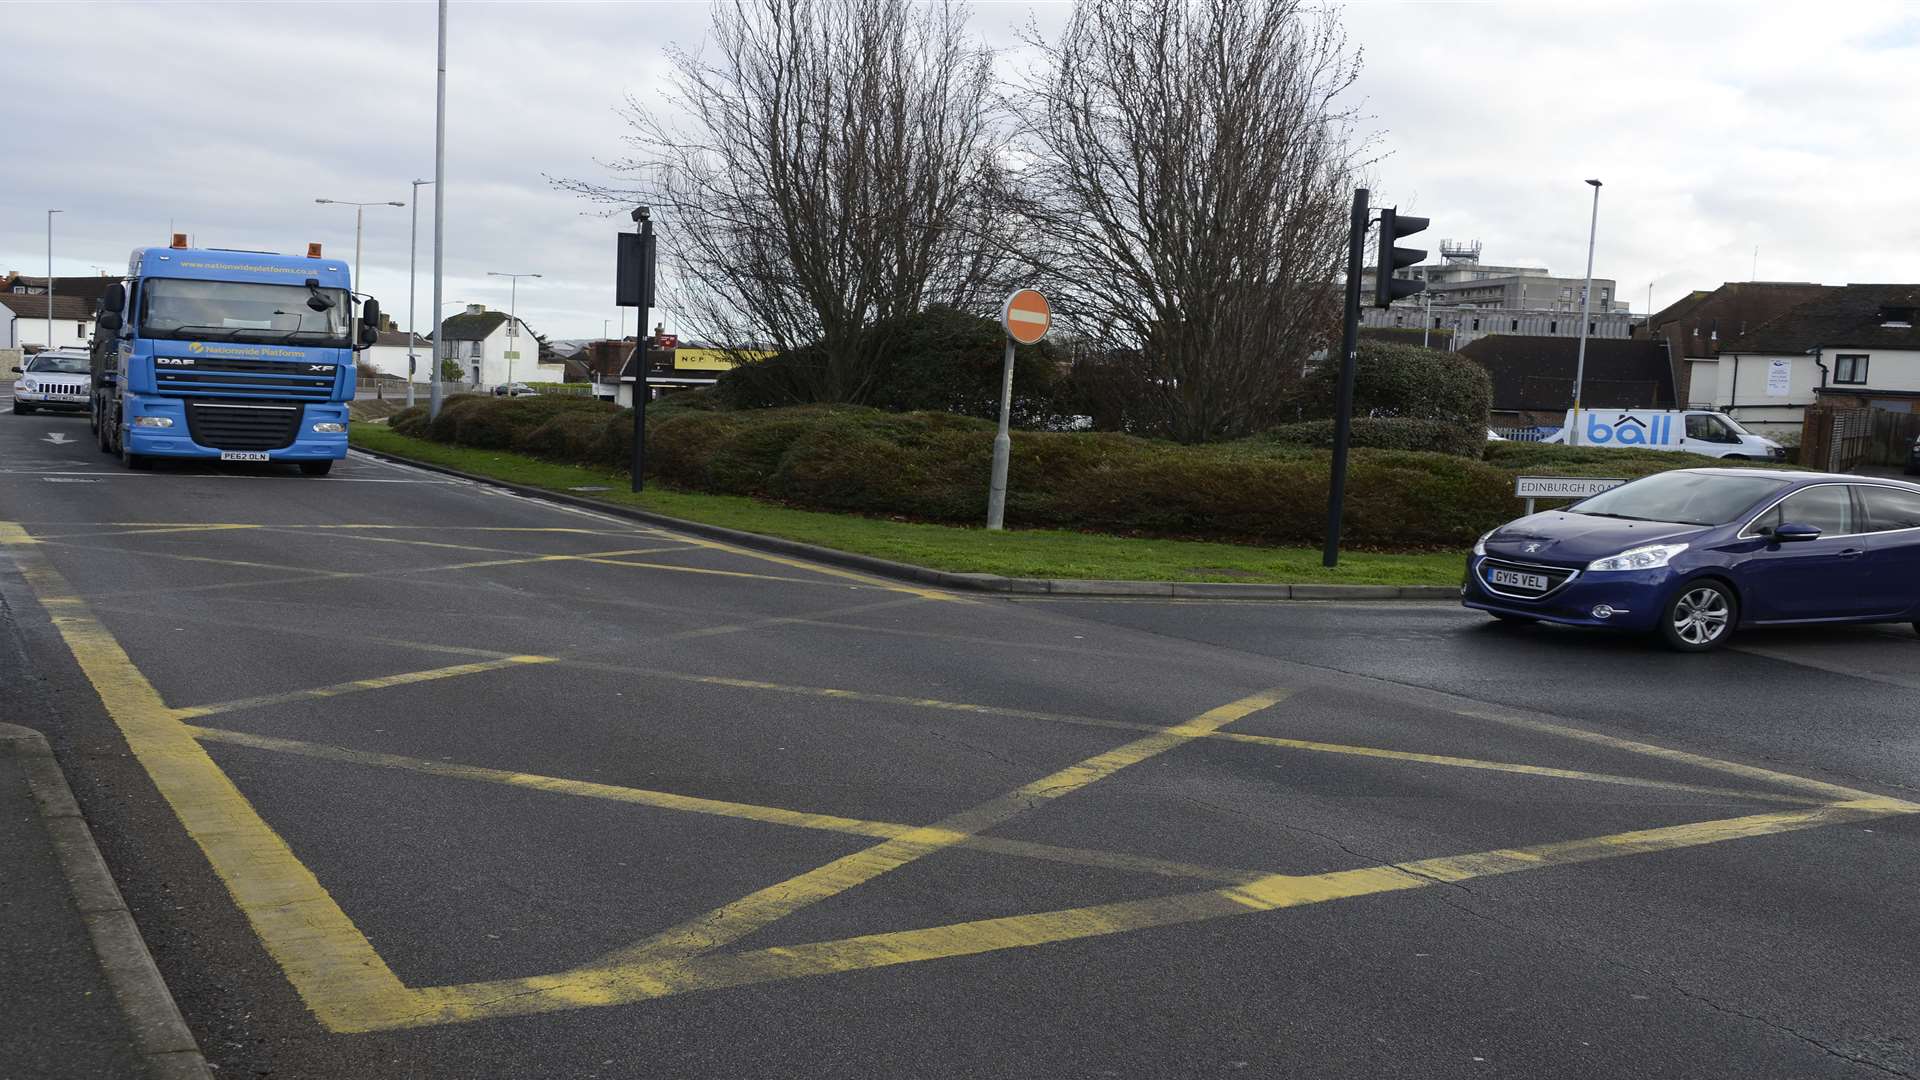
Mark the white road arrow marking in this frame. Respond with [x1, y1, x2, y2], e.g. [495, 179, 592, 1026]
[43, 432, 73, 446]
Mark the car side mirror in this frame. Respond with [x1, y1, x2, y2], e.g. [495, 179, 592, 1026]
[1771, 522, 1822, 542]
[9, 366, 20, 374]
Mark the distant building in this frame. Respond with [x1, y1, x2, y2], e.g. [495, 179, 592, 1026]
[1711, 284, 1920, 434]
[1359, 241, 1632, 348]
[1638, 282, 1832, 410]
[433, 304, 565, 388]
[1462, 335, 1675, 427]
[0, 292, 96, 352]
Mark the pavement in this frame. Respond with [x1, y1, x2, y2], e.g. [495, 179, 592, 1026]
[2, 400, 1918, 1079]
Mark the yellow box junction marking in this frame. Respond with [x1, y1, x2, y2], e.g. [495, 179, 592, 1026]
[6, 518, 1917, 1035]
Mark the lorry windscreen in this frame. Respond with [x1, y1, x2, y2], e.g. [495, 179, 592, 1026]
[141, 279, 350, 345]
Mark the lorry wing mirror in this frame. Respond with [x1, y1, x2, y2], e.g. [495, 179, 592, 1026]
[98, 311, 123, 332]
[102, 282, 126, 313]
[358, 298, 382, 348]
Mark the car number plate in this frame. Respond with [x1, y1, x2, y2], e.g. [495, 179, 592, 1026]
[1489, 568, 1549, 591]
[219, 451, 271, 462]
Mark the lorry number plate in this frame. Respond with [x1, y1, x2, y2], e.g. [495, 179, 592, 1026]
[1489, 568, 1549, 591]
[219, 451, 270, 462]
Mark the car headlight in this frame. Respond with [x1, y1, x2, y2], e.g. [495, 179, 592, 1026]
[19, 379, 36, 391]
[1472, 531, 1493, 557]
[1586, 542, 1688, 572]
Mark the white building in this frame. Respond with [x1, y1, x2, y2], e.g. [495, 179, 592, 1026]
[1705, 285, 1920, 435]
[0, 293, 96, 352]
[432, 304, 565, 389]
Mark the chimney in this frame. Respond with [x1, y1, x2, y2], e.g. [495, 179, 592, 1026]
[466, 304, 485, 315]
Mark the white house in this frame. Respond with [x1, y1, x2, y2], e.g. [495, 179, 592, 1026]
[432, 304, 565, 389]
[0, 292, 96, 352]
[1704, 284, 1920, 435]
[361, 330, 432, 382]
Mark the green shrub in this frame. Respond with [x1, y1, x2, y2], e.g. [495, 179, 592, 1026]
[1290, 340, 1491, 428]
[1263, 418, 1485, 458]
[389, 405, 429, 438]
[1480, 441, 1796, 477]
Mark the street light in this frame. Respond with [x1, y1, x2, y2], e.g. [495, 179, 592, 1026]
[314, 197, 405, 331]
[486, 271, 540, 386]
[406, 179, 436, 407]
[46, 209, 62, 350]
[1570, 178, 1602, 445]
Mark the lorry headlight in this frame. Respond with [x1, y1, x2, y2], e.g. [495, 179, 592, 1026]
[133, 416, 173, 428]
[1586, 542, 1688, 572]
[311, 422, 346, 433]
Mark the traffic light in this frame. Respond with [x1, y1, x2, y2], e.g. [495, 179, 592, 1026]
[1374, 208, 1429, 308]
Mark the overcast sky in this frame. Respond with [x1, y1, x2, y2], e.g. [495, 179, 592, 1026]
[7, 1, 1917, 341]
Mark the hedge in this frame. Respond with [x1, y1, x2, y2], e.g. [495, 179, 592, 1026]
[378, 397, 1800, 549]
[1288, 339, 1492, 428]
[1263, 417, 1486, 458]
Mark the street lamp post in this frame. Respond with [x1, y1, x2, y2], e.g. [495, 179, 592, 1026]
[406, 179, 436, 408]
[1569, 178, 1602, 445]
[46, 209, 62, 350]
[486, 271, 540, 387]
[315, 197, 405, 336]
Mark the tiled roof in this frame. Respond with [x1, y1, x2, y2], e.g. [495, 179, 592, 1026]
[1722, 284, 1920, 354]
[0, 293, 97, 321]
[1462, 335, 1675, 411]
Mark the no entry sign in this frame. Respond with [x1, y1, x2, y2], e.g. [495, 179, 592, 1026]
[1001, 289, 1051, 345]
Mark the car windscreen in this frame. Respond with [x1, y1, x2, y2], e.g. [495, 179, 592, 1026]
[26, 354, 90, 374]
[1568, 472, 1790, 526]
[141, 278, 350, 345]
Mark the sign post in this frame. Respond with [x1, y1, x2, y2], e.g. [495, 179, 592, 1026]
[988, 289, 1051, 530]
[615, 207, 656, 492]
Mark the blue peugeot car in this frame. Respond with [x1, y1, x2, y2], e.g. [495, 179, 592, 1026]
[1463, 469, 1920, 651]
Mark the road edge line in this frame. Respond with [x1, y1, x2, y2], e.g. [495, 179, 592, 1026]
[348, 446, 1457, 602]
[0, 724, 214, 1080]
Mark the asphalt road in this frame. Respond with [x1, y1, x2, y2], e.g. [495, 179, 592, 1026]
[2, 402, 1917, 1080]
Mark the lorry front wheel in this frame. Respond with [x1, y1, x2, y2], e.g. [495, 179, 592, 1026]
[122, 443, 152, 471]
[299, 460, 333, 477]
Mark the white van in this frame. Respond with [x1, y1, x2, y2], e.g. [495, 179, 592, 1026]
[1556, 409, 1786, 460]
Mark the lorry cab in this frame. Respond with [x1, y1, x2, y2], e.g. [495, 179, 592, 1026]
[91, 237, 380, 475]
[1559, 409, 1786, 460]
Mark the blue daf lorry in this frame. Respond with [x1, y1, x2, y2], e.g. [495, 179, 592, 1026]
[89, 236, 381, 475]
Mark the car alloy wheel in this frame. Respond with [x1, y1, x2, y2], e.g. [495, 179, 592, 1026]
[1664, 583, 1735, 652]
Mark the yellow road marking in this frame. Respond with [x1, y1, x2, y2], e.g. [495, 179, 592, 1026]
[185, 726, 1266, 885]
[1452, 706, 1895, 804]
[170, 656, 558, 721]
[403, 797, 1917, 1028]
[0, 523, 414, 1032]
[573, 691, 1290, 971]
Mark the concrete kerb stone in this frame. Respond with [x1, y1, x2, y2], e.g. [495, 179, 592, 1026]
[353, 446, 1460, 604]
[0, 724, 213, 1080]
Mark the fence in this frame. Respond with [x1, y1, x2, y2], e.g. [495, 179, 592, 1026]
[352, 381, 605, 403]
[1801, 407, 1875, 472]
[1490, 427, 1560, 443]
[1865, 408, 1920, 467]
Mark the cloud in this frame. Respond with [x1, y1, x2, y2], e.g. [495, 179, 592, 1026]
[5, 0, 1916, 338]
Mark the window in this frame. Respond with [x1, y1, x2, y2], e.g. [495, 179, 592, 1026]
[1433, 317, 1442, 328]
[76, 322, 87, 337]
[1589, 322, 1597, 334]
[1550, 321, 1558, 333]
[1749, 485, 1853, 535]
[1859, 486, 1920, 532]
[1510, 319, 1519, 331]
[1834, 354, 1868, 384]
[1471, 319, 1481, 331]
[1685, 414, 1739, 443]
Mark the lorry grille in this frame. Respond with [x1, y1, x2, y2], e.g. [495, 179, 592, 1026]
[184, 401, 302, 451]
[154, 357, 337, 401]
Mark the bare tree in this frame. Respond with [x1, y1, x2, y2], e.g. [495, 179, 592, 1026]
[1012, 0, 1367, 442]
[561, 0, 1004, 403]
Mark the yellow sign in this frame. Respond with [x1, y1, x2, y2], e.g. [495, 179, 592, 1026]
[673, 348, 771, 372]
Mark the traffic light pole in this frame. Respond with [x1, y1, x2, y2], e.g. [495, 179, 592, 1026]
[630, 211, 654, 493]
[1323, 188, 1369, 569]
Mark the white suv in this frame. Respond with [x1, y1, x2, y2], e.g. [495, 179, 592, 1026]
[10, 349, 92, 415]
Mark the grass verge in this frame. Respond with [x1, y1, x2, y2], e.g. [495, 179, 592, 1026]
[351, 425, 1466, 586]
